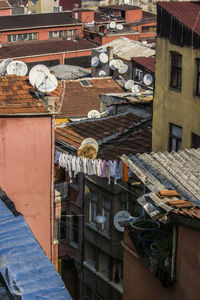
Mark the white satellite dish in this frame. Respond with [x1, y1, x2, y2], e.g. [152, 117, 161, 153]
[118, 64, 128, 74]
[87, 110, 101, 119]
[125, 79, 134, 90]
[114, 59, 124, 70]
[91, 56, 99, 67]
[36, 73, 58, 93]
[113, 211, 130, 232]
[143, 73, 153, 86]
[131, 84, 142, 94]
[110, 21, 116, 29]
[99, 70, 106, 77]
[81, 137, 99, 152]
[116, 23, 123, 30]
[0, 58, 13, 75]
[29, 64, 50, 87]
[7, 60, 28, 76]
[109, 59, 118, 71]
[99, 53, 108, 64]
[77, 137, 99, 159]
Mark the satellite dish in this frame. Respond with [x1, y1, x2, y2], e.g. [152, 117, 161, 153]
[95, 215, 106, 224]
[113, 211, 130, 232]
[29, 64, 50, 86]
[88, 110, 101, 119]
[77, 137, 99, 159]
[131, 84, 142, 95]
[116, 23, 123, 30]
[143, 73, 153, 86]
[91, 56, 99, 67]
[99, 53, 108, 64]
[109, 59, 118, 71]
[114, 59, 124, 70]
[0, 58, 13, 75]
[110, 21, 116, 29]
[125, 80, 134, 90]
[118, 64, 128, 74]
[98, 70, 106, 77]
[7, 60, 28, 76]
[36, 73, 58, 93]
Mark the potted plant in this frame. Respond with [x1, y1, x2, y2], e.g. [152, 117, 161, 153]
[150, 234, 172, 257]
[131, 218, 160, 233]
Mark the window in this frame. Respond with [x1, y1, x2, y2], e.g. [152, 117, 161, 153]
[70, 215, 79, 246]
[112, 260, 123, 286]
[98, 250, 109, 278]
[32, 0, 36, 5]
[192, 132, 200, 148]
[86, 243, 96, 269]
[170, 52, 182, 90]
[60, 210, 67, 240]
[7, 33, 38, 43]
[89, 191, 98, 225]
[49, 30, 77, 39]
[196, 59, 200, 96]
[102, 197, 111, 234]
[141, 26, 156, 33]
[169, 123, 182, 151]
[135, 68, 143, 81]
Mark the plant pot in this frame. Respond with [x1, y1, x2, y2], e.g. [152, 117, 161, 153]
[138, 230, 162, 246]
[131, 218, 160, 233]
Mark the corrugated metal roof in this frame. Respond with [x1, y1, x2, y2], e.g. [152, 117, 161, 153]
[97, 37, 155, 60]
[132, 56, 155, 73]
[0, 194, 72, 300]
[121, 148, 200, 206]
[159, 1, 200, 36]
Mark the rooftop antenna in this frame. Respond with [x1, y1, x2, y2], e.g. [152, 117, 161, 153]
[7, 60, 28, 76]
[109, 21, 116, 29]
[143, 73, 153, 86]
[99, 52, 108, 64]
[29, 64, 50, 87]
[125, 79, 134, 90]
[87, 110, 101, 119]
[0, 58, 13, 75]
[116, 23, 123, 30]
[91, 56, 100, 67]
[98, 70, 106, 77]
[118, 63, 128, 74]
[36, 73, 58, 93]
[113, 211, 131, 232]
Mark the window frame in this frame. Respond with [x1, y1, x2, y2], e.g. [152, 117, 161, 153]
[169, 123, 182, 152]
[170, 52, 182, 91]
[191, 132, 200, 149]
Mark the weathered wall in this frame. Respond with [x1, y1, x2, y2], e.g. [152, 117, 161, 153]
[0, 116, 52, 259]
[123, 225, 200, 300]
[152, 37, 200, 151]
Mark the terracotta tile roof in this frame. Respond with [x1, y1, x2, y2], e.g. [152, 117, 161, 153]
[172, 207, 200, 220]
[0, 75, 49, 115]
[60, 77, 124, 117]
[158, 1, 200, 36]
[0, 39, 96, 60]
[132, 56, 155, 73]
[0, 11, 80, 31]
[55, 112, 151, 159]
[0, 0, 10, 8]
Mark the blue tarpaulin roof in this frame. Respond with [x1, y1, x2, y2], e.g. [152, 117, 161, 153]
[0, 197, 72, 300]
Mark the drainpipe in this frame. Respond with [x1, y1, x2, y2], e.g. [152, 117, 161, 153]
[171, 225, 177, 282]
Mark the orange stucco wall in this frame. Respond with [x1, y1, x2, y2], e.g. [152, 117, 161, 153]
[102, 33, 139, 45]
[126, 9, 142, 23]
[0, 25, 81, 45]
[0, 116, 53, 259]
[123, 225, 200, 300]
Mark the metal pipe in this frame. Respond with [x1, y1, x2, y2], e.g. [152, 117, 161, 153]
[171, 225, 177, 281]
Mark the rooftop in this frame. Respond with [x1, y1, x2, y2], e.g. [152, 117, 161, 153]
[0, 39, 96, 60]
[0, 11, 81, 31]
[55, 112, 151, 159]
[97, 37, 155, 60]
[60, 77, 123, 117]
[0, 0, 10, 9]
[0, 188, 72, 299]
[132, 56, 155, 73]
[100, 5, 141, 11]
[158, 1, 200, 36]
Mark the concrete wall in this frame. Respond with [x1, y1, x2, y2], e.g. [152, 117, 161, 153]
[152, 37, 200, 152]
[41, 0, 59, 12]
[0, 116, 53, 259]
[123, 225, 200, 300]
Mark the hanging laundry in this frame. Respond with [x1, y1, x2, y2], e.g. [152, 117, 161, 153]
[114, 160, 123, 184]
[123, 161, 129, 182]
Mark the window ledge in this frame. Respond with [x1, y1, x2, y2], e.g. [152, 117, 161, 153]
[86, 222, 111, 240]
[69, 241, 78, 249]
[83, 261, 96, 273]
[169, 87, 181, 93]
[96, 271, 109, 282]
[109, 281, 123, 294]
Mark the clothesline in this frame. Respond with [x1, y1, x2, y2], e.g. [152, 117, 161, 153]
[55, 151, 131, 184]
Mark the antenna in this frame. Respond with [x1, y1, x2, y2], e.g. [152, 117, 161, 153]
[113, 211, 130, 232]
[77, 137, 99, 159]
[0, 58, 13, 75]
[98, 70, 106, 77]
[118, 64, 128, 74]
[91, 56, 100, 67]
[109, 21, 116, 29]
[143, 73, 153, 86]
[109, 59, 118, 71]
[114, 59, 124, 70]
[116, 23, 123, 30]
[7, 60, 28, 76]
[29, 64, 50, 87]
[87, 110, 101, 119]
[36, 73, 58, 93]
[125, 80, 134, 90]
[99, 52, 108, 64]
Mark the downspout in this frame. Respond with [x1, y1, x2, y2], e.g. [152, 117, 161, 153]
[171, 225, 177, 282]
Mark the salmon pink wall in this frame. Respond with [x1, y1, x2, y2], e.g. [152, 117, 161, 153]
[0, 9, 11, 16]
[0, 116, 53, 259]
[102, 34, 139, 45]
[126, 9, 142, 23]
